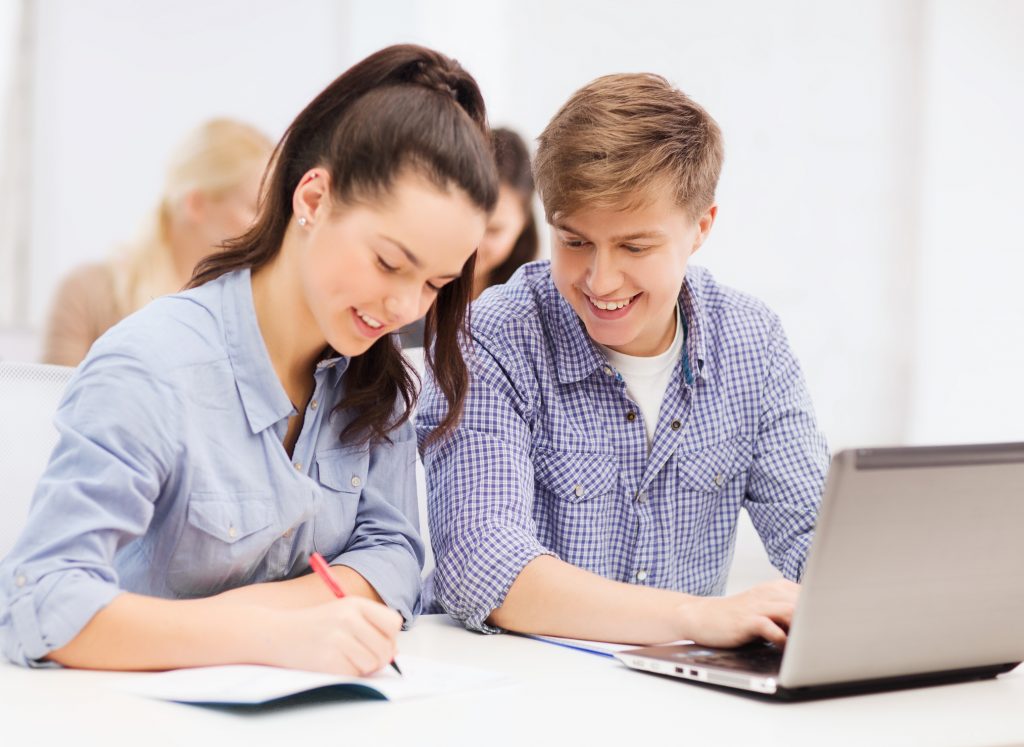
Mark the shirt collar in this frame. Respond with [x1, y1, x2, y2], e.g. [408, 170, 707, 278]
[547, 267, 709, 385]
[548, 280, 608, 385]
[680, 270, 708, 381]
[220, 268, 348, 434]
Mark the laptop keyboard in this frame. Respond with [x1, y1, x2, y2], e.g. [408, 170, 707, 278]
[675, 642, 783, 674]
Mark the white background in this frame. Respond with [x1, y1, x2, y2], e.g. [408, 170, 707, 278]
[1, 0, 1021, 450]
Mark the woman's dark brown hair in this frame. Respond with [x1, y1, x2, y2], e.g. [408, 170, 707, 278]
[485, 128, 538, 288]
[189, 44, 498, 445]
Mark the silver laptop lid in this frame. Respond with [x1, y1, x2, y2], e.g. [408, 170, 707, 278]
[780, 443, 1024, 689]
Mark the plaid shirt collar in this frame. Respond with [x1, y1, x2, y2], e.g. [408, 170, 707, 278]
[546, 269, 709, 386]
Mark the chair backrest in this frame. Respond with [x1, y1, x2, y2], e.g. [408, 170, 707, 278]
[402, 347, 435, 577]
[0, 362, 74, 558]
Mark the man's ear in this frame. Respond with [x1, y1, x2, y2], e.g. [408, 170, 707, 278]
[291, 167, 332, 225]
[690, 204, 718, 256]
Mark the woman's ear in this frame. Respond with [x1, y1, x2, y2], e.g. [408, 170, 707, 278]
[180, 189, 207, 224]
[291, 167, 332, 226]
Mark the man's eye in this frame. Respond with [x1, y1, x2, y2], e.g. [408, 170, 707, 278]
[563, 238, 587, 249]
[624, 245, 648, 254]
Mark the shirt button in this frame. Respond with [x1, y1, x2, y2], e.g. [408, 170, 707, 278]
[351, 475, 362, 488]
[635, 569, 649, 582]
[294, 462, 303, 471]
[602, 366, 613, 376]
[15, 575, 26, 587]
[309, 400, 319, 411]
[574, 484, 584, 498]
[636, 491, 648, 503]
[714, 473, 724, 487]
[670, 420, 681, 431]
[626, 411, 636, 422]
[227, 526, 238, 539]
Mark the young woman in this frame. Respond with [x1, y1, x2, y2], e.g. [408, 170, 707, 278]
[399, 127, 537, 348]
[42, 118, 273, 366]
[0, 44, 497, 675]
[472, 127, 538, 299]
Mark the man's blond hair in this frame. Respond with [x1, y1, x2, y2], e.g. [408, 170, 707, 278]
[534, 73, 723, 222]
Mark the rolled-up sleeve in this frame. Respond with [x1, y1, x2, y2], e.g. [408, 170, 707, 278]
[417, 337, 555, 633]
[0, 352, 178, 666]
[331, 420, 426, 625]
[744, 316, 830, 581]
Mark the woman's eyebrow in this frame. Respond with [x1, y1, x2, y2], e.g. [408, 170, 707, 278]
[381, 234, 461, 279]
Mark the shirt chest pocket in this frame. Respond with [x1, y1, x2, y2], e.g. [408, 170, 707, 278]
[167, 492, 276, 597]
[311, 448, 370, 556]
[676, 438, 749, 514]
[533, 450, 619, 569]
[534, 450, 619, 504]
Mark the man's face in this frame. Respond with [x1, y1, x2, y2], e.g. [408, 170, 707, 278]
[550, 192, 715, 357]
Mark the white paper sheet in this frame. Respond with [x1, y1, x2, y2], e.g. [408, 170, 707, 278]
[524, 634, 694, 657]
[106, 654, 510, 705]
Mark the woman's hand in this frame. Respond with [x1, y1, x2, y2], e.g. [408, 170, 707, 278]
[263, 597, 403, 675]
[675, 579, 799, 648]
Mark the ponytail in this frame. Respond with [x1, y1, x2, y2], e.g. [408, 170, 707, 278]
[190, 45, 497, 446]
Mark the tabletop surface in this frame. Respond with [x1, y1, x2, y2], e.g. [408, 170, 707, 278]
[2, 614, 1022, 747]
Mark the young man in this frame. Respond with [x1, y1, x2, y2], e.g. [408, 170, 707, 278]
[417, 74, 829, 647]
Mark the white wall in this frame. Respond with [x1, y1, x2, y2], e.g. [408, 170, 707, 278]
[3, 0, 1022, 448]
[908, 0, 1024, 443]
[25, 0, 348, 322]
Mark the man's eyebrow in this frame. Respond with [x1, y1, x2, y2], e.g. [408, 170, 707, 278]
[554, 221, 588, 239]
[609, 230, 666, 243]
[554, 223, 666, 244]
[381, 234, 461, 279]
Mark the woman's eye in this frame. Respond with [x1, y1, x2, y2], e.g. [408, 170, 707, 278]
[377, 256, 398, 272]
[426, 282, 442, 293]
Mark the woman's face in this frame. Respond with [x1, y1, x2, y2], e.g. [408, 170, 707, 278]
[298, 170, 487, 357]
[194, 161, 266, 249]
[475, 185, 528, 280]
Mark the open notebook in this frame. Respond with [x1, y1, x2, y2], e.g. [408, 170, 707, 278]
[106, 655, 509, 706]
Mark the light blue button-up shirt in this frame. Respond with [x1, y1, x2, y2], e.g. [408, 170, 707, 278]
[0, 269, 424, 666]
[418, 261, 828, 632]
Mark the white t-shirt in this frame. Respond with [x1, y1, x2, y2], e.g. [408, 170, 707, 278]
[599, 308, 684, 449]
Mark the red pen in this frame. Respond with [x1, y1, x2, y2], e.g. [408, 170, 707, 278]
[309, 552, 403, 675]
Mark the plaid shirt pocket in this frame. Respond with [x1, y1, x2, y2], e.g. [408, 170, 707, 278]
[534, 450, 619, 571]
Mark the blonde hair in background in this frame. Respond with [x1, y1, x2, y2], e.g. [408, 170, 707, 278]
[534, 73, 724, 222]
[111, 118, 273, 316]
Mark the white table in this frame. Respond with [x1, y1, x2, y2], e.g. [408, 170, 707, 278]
[2, 614, 1021, 747]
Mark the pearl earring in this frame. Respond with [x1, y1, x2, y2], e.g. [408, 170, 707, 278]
[298, 217, 308, 227]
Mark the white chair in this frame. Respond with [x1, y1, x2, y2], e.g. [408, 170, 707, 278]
[0, 362, 74, 558]
[403, 347, 435, 577]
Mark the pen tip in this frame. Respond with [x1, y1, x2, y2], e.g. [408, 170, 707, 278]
[391, 661, 403, 676]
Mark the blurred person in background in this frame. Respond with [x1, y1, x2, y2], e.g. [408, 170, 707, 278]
[399, 127, 537, 349]
[41, 118, 273, 366]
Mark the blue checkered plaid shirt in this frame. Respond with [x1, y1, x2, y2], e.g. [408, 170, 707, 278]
[417, 261, 829, 633]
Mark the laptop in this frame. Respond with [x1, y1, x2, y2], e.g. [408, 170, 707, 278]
[615, 442, 1024, 700]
